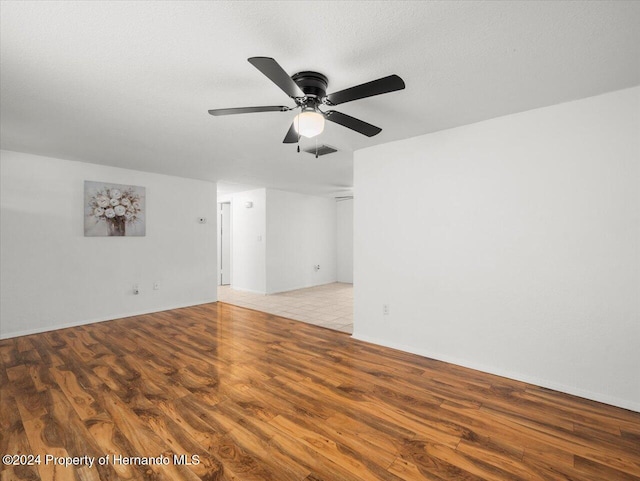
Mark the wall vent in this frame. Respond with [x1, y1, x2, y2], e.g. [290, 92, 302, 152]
[303, 144, 338, 157]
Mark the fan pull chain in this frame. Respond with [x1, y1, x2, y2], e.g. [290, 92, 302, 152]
[296, 114, 301, 154]
[315, 137, 318, 158]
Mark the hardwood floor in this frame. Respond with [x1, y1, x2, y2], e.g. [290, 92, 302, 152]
[1, 302, 639, 481]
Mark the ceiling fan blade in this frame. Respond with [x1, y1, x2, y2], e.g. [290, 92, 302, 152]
[283, 122, 299, 143]
[208, 106, 289, 116]
[248, 57, 304, 98]
[324, 110, 382, 137]
[326, 74, 405, 106]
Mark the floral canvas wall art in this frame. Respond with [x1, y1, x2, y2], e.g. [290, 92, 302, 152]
[84, 181, 146, 236]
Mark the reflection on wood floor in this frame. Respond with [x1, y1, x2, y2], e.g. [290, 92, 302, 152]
[1, 302, 639, 480]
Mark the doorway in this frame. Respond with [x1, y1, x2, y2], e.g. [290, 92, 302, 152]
[218, 202, 231, 285]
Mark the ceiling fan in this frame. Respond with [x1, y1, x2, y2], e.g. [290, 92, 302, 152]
[208, 57, 405, 146]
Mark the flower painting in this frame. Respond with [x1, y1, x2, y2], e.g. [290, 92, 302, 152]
[84, 181, 145, 236]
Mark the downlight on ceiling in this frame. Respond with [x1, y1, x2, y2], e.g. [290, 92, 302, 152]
[293, 108, 325, 138]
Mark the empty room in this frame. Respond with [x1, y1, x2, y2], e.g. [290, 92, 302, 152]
[1, 1, 639, 480]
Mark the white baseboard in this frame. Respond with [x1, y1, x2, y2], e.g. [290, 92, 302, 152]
[351, 333, 640, 414]
[266, 280, 339, 295]
[0, 298, 217, 340]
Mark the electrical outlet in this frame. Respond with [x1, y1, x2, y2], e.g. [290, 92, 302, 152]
[383, 304, 390, 316]
[133, 284, 140, 295]
[153, 281, 160, 290]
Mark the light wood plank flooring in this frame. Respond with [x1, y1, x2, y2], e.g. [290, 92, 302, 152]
[1, 302, 639, 480]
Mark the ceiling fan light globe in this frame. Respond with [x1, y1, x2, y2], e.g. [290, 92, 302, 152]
[294, 111, 325, 138]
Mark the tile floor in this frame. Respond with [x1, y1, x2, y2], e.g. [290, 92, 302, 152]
[217, 282, 353, 334]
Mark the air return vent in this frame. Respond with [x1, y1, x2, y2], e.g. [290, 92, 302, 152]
[303, 144, 338, 157]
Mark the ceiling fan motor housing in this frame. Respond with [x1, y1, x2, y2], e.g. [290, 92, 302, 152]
[292, 71, 328, 99]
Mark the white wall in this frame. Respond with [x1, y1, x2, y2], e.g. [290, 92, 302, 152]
[229, 188, 266, 294]
[266, 189, 337, 294]
[0, 150, 217, 339]
[218, 188, 337, 295]
[353, 86, 640, 412]
[336, 199, 354, 283]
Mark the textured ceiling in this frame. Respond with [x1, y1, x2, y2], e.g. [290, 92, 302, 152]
[1, 1, 639, 196]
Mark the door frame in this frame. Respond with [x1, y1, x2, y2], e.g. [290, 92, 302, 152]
[218, 202, 231, 285]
